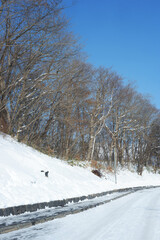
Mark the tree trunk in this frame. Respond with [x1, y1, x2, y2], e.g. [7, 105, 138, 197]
[114, 138, 118, 184]
[87, 115, 95, 161]
[87, 135, 96, 161]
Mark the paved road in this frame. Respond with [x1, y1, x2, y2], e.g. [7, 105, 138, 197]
[1, 188, 160, 240]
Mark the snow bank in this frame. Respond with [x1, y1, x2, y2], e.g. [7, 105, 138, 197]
[0, 133, 160, 208]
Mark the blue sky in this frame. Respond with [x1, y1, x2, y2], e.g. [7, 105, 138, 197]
[64, 0, 160, 110]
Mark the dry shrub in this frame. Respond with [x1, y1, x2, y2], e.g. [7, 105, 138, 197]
[0, 116, 8, 134]
[106, 166, 113, 173]
[74, 154, 81, 161]
[91, 160, 100, 170]
[47, 146, 54, 156]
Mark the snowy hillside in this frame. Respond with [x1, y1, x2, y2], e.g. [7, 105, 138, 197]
[0, 133, 160, 208]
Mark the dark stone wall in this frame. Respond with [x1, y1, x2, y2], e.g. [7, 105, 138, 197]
[0, 185, 159, 217]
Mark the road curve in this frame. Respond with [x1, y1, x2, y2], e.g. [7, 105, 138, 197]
[1, 188, 160, 240]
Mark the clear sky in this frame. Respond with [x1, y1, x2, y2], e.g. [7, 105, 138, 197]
[64, 0, 160, 110]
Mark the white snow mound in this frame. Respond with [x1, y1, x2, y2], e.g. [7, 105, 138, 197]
[0, 133, 160, 208]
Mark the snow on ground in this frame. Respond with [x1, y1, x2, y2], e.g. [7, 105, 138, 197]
[2, 188, 160, 240]
[0, 133, 160, 208]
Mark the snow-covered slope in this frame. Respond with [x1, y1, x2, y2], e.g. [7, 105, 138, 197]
[0, 133, 160, 208]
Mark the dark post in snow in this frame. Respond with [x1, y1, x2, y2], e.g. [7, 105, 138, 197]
[114, 138, 117, 184]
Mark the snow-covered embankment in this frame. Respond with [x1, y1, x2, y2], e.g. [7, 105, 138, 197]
[0, 134, 160, 208]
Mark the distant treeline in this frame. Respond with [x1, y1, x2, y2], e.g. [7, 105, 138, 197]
[0, 0, 159, 174]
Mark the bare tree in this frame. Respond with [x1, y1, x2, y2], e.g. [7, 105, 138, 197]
[0, 0, 80, 139]
[86, 68, 123, 162]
